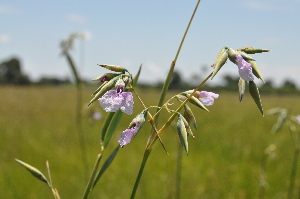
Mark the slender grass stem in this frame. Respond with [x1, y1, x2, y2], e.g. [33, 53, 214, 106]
[175, 141, 183, 199]
[287, 131, 300, 199]
[130, 1, 202, 197]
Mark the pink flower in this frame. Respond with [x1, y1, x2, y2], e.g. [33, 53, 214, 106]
[194, 91, 219, 106]
[118, 111, 147, 147]
[99, 90, 134, 115]
[235, 54, 254, 81]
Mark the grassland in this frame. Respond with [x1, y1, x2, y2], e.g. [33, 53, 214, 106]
[1, 86, 300, 199]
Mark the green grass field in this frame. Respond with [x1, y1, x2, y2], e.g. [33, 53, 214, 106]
[1, 86, 300, 198]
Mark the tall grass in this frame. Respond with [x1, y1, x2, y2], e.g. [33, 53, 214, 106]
[1, 86, 299, 198]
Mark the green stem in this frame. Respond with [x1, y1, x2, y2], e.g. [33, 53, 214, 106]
[130, 149, 152, 199]
[130, 1, 202, 198]
[82, 153, 103, 199]
[175, 140, 183, 199]
[287, 131, 300, 199]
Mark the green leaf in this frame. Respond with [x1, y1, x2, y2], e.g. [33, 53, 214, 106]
[249, 81, 264, 115]
[103, 110, 123, 148]
[238, 78, 246, 102]
[177, 114, 189, 155]
[15, 159, 49, 185]
[211, 47, 229, 79]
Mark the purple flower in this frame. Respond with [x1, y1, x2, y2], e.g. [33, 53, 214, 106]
[194, 91, 219, 106]
[235, 54, 254, 81]
[118, 110, 147, 147]
[99, 90, 134, 115]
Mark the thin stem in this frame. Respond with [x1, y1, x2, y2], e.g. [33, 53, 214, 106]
[130, 1, 202, 198]
[82, 153, 103, 199]
[175, 141, 183, 199]
[130, 149, 151, 199]
[287, 131, 300, 199]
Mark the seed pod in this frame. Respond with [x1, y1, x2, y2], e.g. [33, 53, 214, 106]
[92, 81, 108, 96]
[247, 60, 265, 83]
[180, 112, 195, 138]
[183, 104, 197, 130]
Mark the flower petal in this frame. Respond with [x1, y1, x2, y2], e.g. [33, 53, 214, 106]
[99, 90, 123, 112]
[236, 55, 254, 81]
[120, 92, 134, 115]
[118, 128, 135, 147]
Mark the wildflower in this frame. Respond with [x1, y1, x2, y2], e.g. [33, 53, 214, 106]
[99, 79, 134, 115]
[193, 91, 219, 106]
[235, 54, 254, 81]
[228, 48, 254, 81]
[118, 110, 147, 147]
[92, 111, 101, 120]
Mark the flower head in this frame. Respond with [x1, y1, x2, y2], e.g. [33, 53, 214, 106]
[194, 91, 219, 106]
[118, 110, 147, 147]
[235, 54, 254, 81]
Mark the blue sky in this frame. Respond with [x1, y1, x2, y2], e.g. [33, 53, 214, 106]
[1, 0, 300, 87]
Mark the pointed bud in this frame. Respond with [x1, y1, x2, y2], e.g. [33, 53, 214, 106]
[238, 51, 256, 61]
[180, 92, 209, 112]
[238, 78, 246, 102]
[249, 81, 264, 115]
[16, 159, 49, 184]
[92, 73, 119, 82]
[183, 104, 197, 130]
[98, 64, 127, 73]
[247, 60, 265, 83]
[180, 113, 195, 138]
[88, 76, 120, 106]
[177, 114, 189, 154]
[236, 47, 271, 54]
[92, 81, 108, 96]
[211, 47, 229, 79]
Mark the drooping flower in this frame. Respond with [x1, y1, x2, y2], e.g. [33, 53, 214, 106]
[118, 110, 147, 147]
[193, 91, 219, 106]
[235, 54, 254, 81]
[99, 79, 134, 115]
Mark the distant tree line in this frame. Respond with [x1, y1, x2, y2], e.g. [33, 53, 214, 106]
[1, 57, 299, 94]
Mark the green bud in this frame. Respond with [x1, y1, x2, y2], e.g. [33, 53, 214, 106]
[180, 92, 209, 112]
[249, 81, 264, 115]
[88, 76, 120, 106]
[211, 47, 229, 79]
[238, 51, 255, 61]
[236, 47, 271, 54]
[177, 114, 189, 155]
[183, 104, 197, 130]
[180, 112, 195, 138]
[98, 64, 127, 73]
[92, 73, 119, 81]
[16, 159, 49, 184]
[247, 60, 265, 83]
[238, 78, 246, 102]
[92, 81, 108, 96]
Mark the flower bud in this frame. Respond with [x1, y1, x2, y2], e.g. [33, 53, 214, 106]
[98, 64, 127, 73]
[92, 73, 119, 82]
[236, 47, 271, 54]
[115, 79, 125, 93]
[211, 47, 229, 79]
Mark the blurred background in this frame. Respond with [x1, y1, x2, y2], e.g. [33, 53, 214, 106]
[1, 1, 300, 198]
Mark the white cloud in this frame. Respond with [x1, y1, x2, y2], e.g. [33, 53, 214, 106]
[0, 34, 11, 43]
[82, 31, 92, 41]
[67, 14, 87, 24]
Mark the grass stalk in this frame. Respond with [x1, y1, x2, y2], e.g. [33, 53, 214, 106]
[130, 1, 202, 198]
[287, 131, 300, 199]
